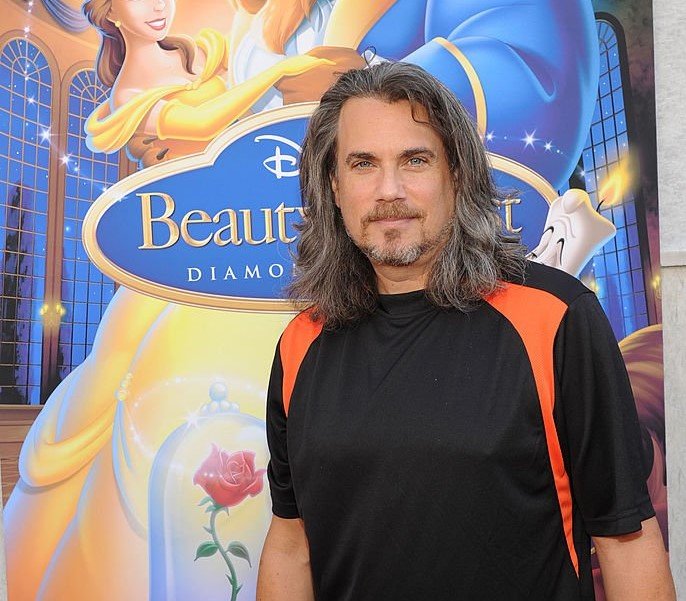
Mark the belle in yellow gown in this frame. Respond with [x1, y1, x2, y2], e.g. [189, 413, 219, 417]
[3, 8, 334, 601]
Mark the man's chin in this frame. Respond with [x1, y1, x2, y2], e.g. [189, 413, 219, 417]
[361, 244, 424, 267]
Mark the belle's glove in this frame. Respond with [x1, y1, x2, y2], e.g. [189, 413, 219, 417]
[156, 55, 334, 142]
[279, 53, 338, 77]
[528, 189, 616, 277]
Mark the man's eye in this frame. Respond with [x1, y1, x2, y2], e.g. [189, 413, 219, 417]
[353, 161, 372, 169]
[408, 157, 426, 166]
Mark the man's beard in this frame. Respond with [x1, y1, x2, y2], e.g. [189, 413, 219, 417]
[351, 204, 453, 267]
[359, 229, 443, 266]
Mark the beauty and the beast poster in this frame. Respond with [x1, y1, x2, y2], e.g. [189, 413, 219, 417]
[0, 1, 665, 599]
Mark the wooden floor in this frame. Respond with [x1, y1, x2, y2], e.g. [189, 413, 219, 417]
[0, 406, 42, 506]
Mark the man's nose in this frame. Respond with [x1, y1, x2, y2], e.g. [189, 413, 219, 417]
[376, 166, 406, 202]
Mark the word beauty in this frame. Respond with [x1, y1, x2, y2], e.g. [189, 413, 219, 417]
[138, 194, 304, 250]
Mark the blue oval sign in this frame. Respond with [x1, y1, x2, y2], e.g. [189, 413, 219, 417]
[83, 103, 317, 311]
[84, 103, 557, 311]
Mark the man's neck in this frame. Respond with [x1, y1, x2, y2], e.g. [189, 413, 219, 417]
[374, 263, 430, 294]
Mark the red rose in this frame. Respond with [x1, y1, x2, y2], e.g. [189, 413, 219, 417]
[193, 445, 267, 507]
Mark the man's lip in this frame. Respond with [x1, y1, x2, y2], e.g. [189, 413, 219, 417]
[146, 17, 167, 30]
[370, 217, 417, 225]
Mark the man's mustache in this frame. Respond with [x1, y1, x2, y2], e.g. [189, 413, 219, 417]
[363, 204, 425, 225]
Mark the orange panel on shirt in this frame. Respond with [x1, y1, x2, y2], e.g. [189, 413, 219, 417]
[280, 309, 324, 417]
[486, 283, 578, 576]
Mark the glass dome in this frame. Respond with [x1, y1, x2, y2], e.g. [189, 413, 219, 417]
[149, 381, 270, 600]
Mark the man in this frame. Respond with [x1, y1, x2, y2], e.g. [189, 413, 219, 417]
[256, 63, 675, 600]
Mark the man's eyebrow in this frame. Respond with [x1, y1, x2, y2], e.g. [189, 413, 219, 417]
[344, 151, 376, 165]
[398, 147, 436, 160]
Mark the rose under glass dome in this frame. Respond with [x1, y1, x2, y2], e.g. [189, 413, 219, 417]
[148, 381, 271, 600]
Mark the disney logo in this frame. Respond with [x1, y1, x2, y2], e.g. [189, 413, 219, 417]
[254, 135, 302, 179]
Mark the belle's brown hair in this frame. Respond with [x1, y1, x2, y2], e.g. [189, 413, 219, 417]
[83, 0, 196, 88]
[291, 62, 526, 328]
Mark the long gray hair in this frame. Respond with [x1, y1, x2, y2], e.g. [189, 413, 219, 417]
[290, 62, 526, 328]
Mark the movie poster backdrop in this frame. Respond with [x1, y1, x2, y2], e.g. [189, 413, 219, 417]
[0, 1, 665, 599]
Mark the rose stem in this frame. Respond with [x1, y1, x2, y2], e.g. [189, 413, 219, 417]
[210, 507, 240, 601]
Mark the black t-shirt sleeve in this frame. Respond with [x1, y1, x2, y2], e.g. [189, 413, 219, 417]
[265, 339, 300, 519]
[553, 292, 655, 537]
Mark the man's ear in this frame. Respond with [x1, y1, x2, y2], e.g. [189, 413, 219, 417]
[331, 176, 340, 208]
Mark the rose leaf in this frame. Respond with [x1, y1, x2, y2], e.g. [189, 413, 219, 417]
[227, 541, 251, 567]
[194, 541, 219, 561]
[198, 496, 213, 507]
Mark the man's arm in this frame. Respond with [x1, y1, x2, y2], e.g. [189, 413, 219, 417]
[257, 516, 314, 601]
[593, 516, 675, 601]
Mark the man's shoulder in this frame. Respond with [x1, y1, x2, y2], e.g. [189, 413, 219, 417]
[279, 309, 325, 416]
[485, 262, 592, 336]
[518, 260, 591, 308]
[280, 308, 325, 354]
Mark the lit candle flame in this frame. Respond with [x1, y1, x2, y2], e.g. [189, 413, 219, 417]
[598, 157, 635, 208]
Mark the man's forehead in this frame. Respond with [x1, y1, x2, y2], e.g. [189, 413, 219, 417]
[335, 97, 439, 152]
[337, 97, 431, 127]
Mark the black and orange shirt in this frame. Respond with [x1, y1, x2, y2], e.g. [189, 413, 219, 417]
[266, 262, 654, 600]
